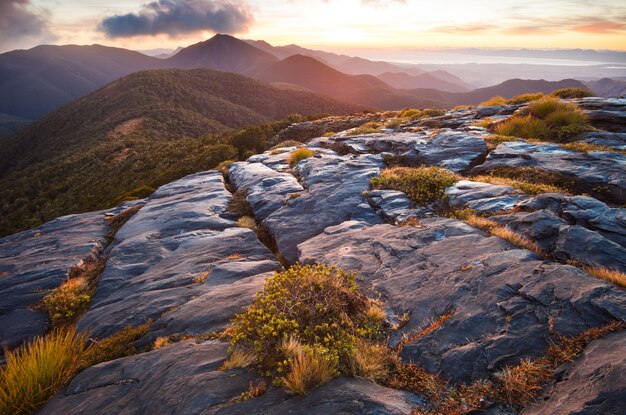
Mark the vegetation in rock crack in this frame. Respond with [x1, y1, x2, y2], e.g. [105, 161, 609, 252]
[452, 209, 543, 255]
[227, 264, 386, 393]
[584, 266, 626, 288]
[0, 322, 151, 415]
[483, 134, 520, 151]
[288, 148, 315, 167]
[495, 97, 590, 142]
[470, 166, 575, 195]
[270, 140, 304, 150]
[346, 121, 382, 136]
[550, 87, 594, 99]
[370, 167, 458, 206]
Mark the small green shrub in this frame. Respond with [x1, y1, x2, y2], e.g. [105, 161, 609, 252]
[507, 93, 544, 105]
[229, 264, 385, 390]
[422, 108, 446, 117]
[371, 167, 458, 205]
[400, 108, 422, 119]
[42, 278, 92, 327]
[288, 148, 314, 167]
[550, 88, 593, 99]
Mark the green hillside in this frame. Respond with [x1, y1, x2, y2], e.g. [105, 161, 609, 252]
[0, 69, 359, 236]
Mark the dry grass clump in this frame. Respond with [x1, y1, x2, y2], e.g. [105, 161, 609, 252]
[455, 210, 542, 255]
[496, 97, 590, 142]
[370, 167, 458, 206]
[221, 348, 258, 370]
[240, 380, 268, 400]
[395, 311, 453, 353]
[495, 115, 550, 140]
[346, 121, 382, 136]
[0, 321, 152, 415]
[288, 148, 315, 167]
[472, 166, 575, 195]
[228, 264, 386, 393]
[507, 92, 544, 105]
[237, 215, 257, 229]
[583, 266, 626, 287]
[0, 328, 88, 415]
[550, 87, 593, 99]
[346, 340, 392, 381]
[471, 117, 494, 128]
[471, 175, 565, 195]
[480, 96, 507, 106]
[560, 142, 623, 154]
[385, 117, 406, 129]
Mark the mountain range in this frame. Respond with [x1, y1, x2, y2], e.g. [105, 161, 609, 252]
[4, 33, 619, 138]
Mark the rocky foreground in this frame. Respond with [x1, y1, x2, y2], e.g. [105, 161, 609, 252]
[1, 97, 625, 414]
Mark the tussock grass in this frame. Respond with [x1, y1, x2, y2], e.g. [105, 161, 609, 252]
[346, 341, 391, 381]
[484, 134, 520, 151]
[495, 97, 590, 142]
[471, 118, 494, 128]
[550, 88, 593, 99]
[346, 121, 382, 136]
[81, 321, 152, 368]
[281, 338, 336, 395]
[495, 115, 550, 140]
[371, 167, 458, 206]
[221, 348, 258, 371]
[480, 96, 506, 106]
[0, 328, 88, 415]
[507, 93, 544, 105]
[288, 148, 314, 167]
[584, 266, 626, 287]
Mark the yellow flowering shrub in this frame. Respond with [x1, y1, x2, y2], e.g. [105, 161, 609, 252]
[229, 264, 385, 386]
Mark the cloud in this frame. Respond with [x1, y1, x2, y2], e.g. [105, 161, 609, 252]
[98, 0, 253, 38]
[0, 0, 55, 48]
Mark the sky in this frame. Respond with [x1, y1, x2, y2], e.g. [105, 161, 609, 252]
[2, 0, 626, 54]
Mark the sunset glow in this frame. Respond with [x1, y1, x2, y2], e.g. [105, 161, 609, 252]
[3, 0, 625, 54]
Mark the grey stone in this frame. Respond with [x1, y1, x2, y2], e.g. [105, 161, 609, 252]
[299, 218, 626, 383]
[446, 180, 528, 214]
[471, 141, 626, 204]
[262, 153, 383, 263]
[39, 341, 257, 415]
[77, 172, 280, 338]
[522, 331, 626, 415]
[554, 225, 626, 271]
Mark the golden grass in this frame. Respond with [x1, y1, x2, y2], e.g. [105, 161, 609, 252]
[507, 92, 544, 105]
[269, 140, 303, 150]
[81, 321, 151, 368]
[346, 341, 391, 381]
[395, 311, 453, 353]
[480, 96, 507, 106]
[495, 115, 550, 140]
[459, 212, 542, 256]
[484, 134, 519, 151]
[471, 118, 494, 128]
[322, 132, 336, 137]
[584, 266, 626, 287]
[560, 142, 624, 154]
[0, 328, 88, 415]
[471, 175, 564, 195]
[281, 339, 336, 395]
[220, 348, 258, 371]
[346, 121, 382, 136]
[288, 148, 315, 167]
[550, 88, 593, 99]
